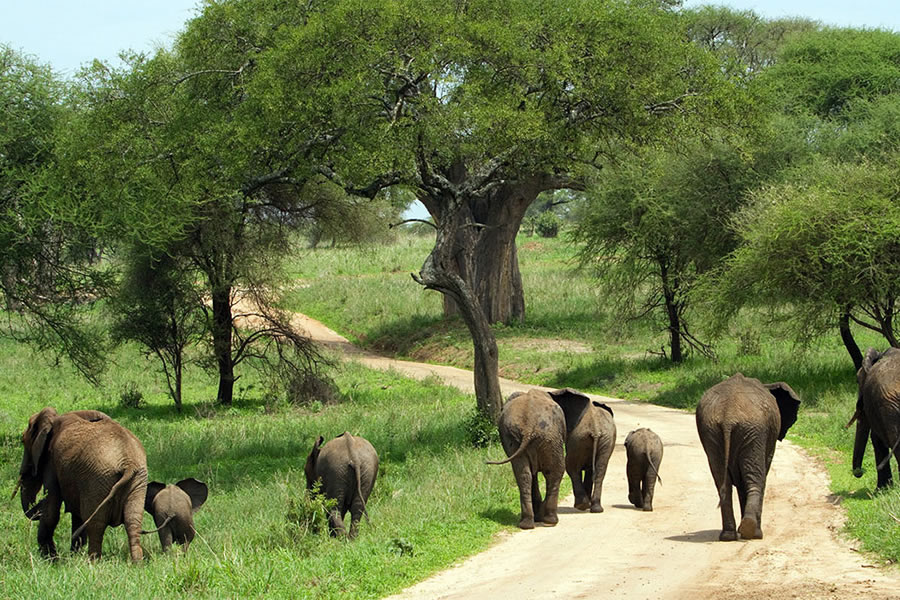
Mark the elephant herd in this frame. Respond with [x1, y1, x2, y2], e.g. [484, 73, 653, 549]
[14, 406, 374, 561]
[13, 346, 900, 560]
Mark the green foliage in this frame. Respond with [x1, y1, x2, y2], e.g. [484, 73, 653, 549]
[118, 383, 144, 409]
[534, 211, 562, 239]
[283, 481, 336, 547]
[464, 408, 500, 448]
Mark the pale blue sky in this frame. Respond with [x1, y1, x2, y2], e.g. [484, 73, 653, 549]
[1, 1, 897, 78]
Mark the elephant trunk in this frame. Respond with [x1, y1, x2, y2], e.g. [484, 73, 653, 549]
[17, 451, 44, 520]
[852, 413, 870, 478]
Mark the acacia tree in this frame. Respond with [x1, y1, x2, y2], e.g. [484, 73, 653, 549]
[245, 0, 734, 420]
[0, 45, 111, 381]
[712, 27, 900, 370]
[64, 8, 336, 406]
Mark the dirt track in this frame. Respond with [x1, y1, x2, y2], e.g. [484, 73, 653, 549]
[293, 312, 900, 599]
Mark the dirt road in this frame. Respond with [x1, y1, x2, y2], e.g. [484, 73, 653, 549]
[293, 313, 900, 599]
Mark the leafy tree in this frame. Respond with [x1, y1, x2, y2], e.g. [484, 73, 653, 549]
[573, 139, 754, 362]
[0, 45, 109, 381]
[63, 9, 333, 405]
[247, 0, 735, 420]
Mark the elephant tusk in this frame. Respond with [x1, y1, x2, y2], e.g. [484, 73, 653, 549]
[11, 476, 21, 500]
[845, 411, 859, 429]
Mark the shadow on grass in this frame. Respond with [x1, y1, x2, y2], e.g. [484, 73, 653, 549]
[479, 507, 519, 526]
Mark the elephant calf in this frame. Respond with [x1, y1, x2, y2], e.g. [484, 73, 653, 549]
[304, 432, 378, 539]
[624, 428, 663, 512]
[144, 478, 208, 552]
[696, 373, 800, 541]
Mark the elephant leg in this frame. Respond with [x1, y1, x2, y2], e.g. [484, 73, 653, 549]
[569, 462, 589, 511]
[159, 527, 174, 552]
[328, 508, 348, 537]
[37, 498, 61, 559]
[542, 468, 562, 527]
[589, 442, 613, 513]
[641, 468, 657, 512]
[626, 461, 643, 508]
[124, 497, 144, 562]
[348, 493, 367, 539]
[531, 472, 545, 522]
[86, 523, 106, 560]
[736, 466, 765, 540]
[873, 436, 894, 489]
[716, 469, 737, 541]
[513, 459, 536, 529]
[70, 514, 87, 553]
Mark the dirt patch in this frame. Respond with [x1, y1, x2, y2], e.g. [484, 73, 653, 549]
[508, 338, 592, 354]
[520, 241, 544, 251]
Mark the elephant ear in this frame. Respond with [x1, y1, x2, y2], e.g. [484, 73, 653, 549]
[176, 478, 209, 512]
[548, 388, 591, 435]
[764, 382, 801, 441]
[27, 407, 57, 476]
[592, 400, 614, 418]
[304, 435, 325, 490]
[145, 481, 166, 513]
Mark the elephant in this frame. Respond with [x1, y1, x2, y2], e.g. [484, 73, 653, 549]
[624, 427, 663, 511]
[15, 407, 148, 561]
[851, 347, 900, 489]
[144, 478, 208, 552]
[696, 373, 800, 541]
[304, 432, 378, 539]
[486, 389, 566, 529]
[547, 388, 616, 513]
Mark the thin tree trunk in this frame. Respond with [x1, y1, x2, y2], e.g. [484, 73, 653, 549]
[211, 286, 235, 406]
[174, 351, 183, 413]
[660, 260, 683, 363]
[839, 308, 863, 371]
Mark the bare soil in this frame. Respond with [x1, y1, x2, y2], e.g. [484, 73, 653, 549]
[293, 312, 900, 600]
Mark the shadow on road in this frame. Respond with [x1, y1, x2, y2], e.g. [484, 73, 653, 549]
[665, 529, 722, 543]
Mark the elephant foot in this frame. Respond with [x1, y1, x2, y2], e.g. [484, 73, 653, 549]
[642, 504, 653, 512]
[628, 494, 642, 508]
[739, 517, 762, 540]
[719, 530, 738, 542]
[518, 517, 536, 530]
[542, 513, 559, 526]
[589, 503, 604, 513]
[574, 500, 590, 511]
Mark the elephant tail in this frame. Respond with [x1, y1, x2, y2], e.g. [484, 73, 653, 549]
[71, 467, 145, 543]
[646, 451, 662, 485]
[350, 460, 371, 523]
[140, 514, 174, 535]
[485, 433, 533, 465]
[716, 423, 732, 508]
[876, 434, 900, 472]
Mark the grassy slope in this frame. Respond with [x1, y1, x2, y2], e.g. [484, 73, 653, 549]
[285, 232, 900, 564]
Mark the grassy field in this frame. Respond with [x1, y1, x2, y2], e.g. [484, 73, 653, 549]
[0, 338, 529, 598]
[286, 230, 900, 564]
[2, 229, 898, 598]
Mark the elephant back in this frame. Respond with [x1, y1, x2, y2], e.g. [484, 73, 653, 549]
[497, 391, 565, 464]
[861, 348, 900, 405]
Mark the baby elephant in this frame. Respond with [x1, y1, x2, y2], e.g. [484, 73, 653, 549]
[624, 428, 663, 511]
[144, 478, 208, 551]
[305, 432, 378, 539]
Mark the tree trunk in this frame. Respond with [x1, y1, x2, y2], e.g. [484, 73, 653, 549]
[174, 350, 183, 413]
[660, 260, 683, 363]
[430, 185, 534, 324]
[839, 308, 863, 371]
[211, 286, 235, 406]
[415, 194, 504, 422]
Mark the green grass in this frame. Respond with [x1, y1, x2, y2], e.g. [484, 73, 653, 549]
[0, 338, 544, 599]
[285, 230, 900, 564]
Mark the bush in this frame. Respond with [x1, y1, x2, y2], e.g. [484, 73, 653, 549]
[285, 481, 338, 542]
[118, 383, 144, 409]
[464, 408, 499, 448]
[535, 211, 561, 238]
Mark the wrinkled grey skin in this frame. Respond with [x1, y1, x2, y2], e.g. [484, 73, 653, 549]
[548, 388, 615, 513]
[487, 390, 566, 529]
[852, 347, 900, 490]
[696, 373, 800, 541]
[304, 432, 378, 539]
[624, 428, 663, 512]
[17, 407, 148, 561]
[144, 478, 208, 551]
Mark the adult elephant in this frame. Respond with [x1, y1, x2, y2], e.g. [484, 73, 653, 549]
[696, 374, 800, 541]
[487, 389, 566, 529]
[15, 407, 148, 561]
[851, 347, 900, 489]
[548, 388, 616, 513]
[304, 432, 378, 539]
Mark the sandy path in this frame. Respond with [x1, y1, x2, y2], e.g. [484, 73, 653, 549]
[293, 312, 900, 599]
